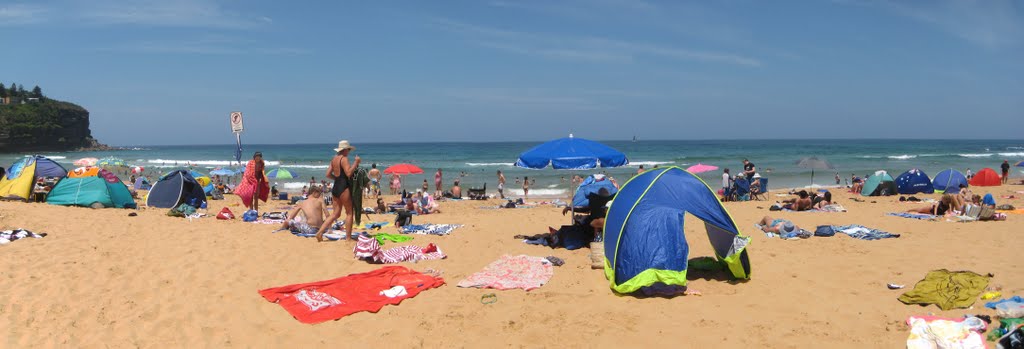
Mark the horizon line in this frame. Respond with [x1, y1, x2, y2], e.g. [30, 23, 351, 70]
[110, 137, 1024, 147]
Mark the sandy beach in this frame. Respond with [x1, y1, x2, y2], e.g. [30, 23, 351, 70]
[0, 182, 1021, 348]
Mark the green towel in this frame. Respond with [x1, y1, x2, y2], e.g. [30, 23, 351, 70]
[351, 167, 370, 225]
[375, 233, 413, 245]
[898, 269, 989, 310]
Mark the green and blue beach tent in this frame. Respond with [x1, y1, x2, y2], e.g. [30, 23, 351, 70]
[861, 170, 897, 196]
[47, 168, 136, 208]
[603, 166, 751, 294]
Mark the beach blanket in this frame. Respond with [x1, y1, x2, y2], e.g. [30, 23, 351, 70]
[898, 269, 990, 310]
[257, 266, 444, 324]
[235, 159, 270, 209]
[353, 235, 445, 263]
[364, 221, 393, 230]
[785, 204, 847, 213]
[833, 224, 900, 240]
[374, 233, 412, 245]
[457, 255, 554, 291]
[887, 212, 938, 221]
[906, 316, 986, 349]
[0, 229, 46, 245]
[985, 296, 1024, 309]
[401, 224, 463, 236]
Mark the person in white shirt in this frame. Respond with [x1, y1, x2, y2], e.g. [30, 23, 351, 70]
[722, 168, 732, 194]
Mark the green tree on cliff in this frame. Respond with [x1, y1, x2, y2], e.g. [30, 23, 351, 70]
[0, 83, 7, 98]
[31, 86, 43, 98]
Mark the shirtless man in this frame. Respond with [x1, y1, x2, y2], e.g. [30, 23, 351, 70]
[368, 163, 382, 198]
[281, 186, 328, 235]
[497, 170, 506, 199]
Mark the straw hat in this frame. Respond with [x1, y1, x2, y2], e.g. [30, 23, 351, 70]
[333, 140, 356, 153]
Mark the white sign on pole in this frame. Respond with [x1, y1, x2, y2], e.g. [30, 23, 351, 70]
[230, 111, 244, 133]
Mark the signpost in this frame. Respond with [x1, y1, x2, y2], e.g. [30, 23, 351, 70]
[230, 111, 244, 164]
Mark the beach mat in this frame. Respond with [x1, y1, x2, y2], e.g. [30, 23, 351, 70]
[887, 212, 938, 221]
[457, 255, 553, 291]
[257, 266, 444, 324]
[898, 269, 989, 311]
[401, 224, 463, 236]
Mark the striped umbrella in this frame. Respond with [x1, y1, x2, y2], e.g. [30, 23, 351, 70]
[266, 168, 296, 179]
[74, 157, 99, 167]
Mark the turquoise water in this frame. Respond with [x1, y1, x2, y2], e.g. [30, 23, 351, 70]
[3, 139, 1022, 196]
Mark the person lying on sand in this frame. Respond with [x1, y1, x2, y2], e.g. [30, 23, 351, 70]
[907, 194, 953, 216]
[758, 216, 800, 235]
[779, 190, 813, 211]
[281, 186, 328, 235]
[813, 191, 833, 209]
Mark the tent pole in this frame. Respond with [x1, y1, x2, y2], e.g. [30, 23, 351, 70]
[570, 171, 576, 225]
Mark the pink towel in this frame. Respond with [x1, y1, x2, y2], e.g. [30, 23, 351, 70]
[457, 255, 553, 291]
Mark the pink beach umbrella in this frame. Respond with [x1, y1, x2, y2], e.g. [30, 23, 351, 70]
[74, 157, 98, 167]
[686, 163, 719, 174]
[131, 166, 145, 174]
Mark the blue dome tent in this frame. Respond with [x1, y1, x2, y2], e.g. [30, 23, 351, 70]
[603, 167, 751, 294]
[895, 169, 934, 194]
[572, 174, 618, 207]
[932, 169, 968, 194]
[146, 170, 207, 209]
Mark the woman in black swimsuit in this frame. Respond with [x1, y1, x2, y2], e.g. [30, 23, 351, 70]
[316, 141, 361, 242]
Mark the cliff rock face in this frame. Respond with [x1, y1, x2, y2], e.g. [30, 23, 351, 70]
[0, 99, 101, 152]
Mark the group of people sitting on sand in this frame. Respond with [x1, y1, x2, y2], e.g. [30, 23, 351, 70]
[906, 184, 1001, 219]
[774, 190, 833, 211]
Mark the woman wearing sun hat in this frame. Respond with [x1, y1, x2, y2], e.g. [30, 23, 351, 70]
[316, 140, 361, 242]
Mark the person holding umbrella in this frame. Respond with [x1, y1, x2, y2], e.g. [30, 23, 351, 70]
[316, 141, 360, 242]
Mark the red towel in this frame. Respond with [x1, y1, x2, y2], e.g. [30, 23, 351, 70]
[235, 160, 270, 208]
[257, 266, 444, 324]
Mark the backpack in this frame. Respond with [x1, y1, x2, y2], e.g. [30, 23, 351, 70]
[814, 225, 836, 237]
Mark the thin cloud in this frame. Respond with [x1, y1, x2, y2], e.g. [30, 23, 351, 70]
[99, 36, 310, 55]
[82, 0, 271, 29]
[0, 3, 48, 25]
[839, 0, 1024, 48]
[432, 18, 761, 67]
[440, 87, 607, 111]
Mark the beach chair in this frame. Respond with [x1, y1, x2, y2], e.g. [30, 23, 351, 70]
[467, 183, 487, 200]
[751, 178, 768, 201]
[730, 178, 751, 202]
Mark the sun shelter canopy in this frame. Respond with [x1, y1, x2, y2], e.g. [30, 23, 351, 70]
[146, 170, 207, 208]
[572, 174, 618, 207]
[48, 169, 136, 208]
[515, 135, 628, 170]
[603, 167, 750, 294]
[969, 168, 1001, 187]
[861, 170, 896, 196]
[895, 169, 934, 194]
[0, 155, 68, 200]
[932, 169, 968, 194]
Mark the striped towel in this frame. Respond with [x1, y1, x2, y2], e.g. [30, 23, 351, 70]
[353, 235, 446, 264]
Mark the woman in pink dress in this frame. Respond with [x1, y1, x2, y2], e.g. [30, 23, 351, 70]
[235, 152, 270, 211]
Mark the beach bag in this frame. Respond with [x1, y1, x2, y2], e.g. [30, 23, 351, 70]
[242, 209, 259, 222]
[997, 204, 1015, 210]
[263, 212, 286, 220]
[814, 225, 836, 237]
[216, 207, 235, 220]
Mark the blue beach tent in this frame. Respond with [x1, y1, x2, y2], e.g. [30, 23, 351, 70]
[47, 169, 136, 208]
[895, 169, 934, 194]
[572, 175, 618, 207]
[603, 167, 751, 294]
[932, 169, 968, 194]
[146, 170, 207, 208]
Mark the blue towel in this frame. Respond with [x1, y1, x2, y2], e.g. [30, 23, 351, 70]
[887, 212, 936, 220]
[833, 224, 900, 240]
[985, 296, 1024, 309]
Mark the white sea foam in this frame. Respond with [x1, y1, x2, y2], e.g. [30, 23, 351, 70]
[505, 188, 568, 197]
[546, 184, 559, 188]
[629, 161, 673, 167]
[997, 152, 1024, 157]
[887, 154, 917, 160]
[145, 159, 281, 166]
[958, 153, 994, 158]
[466, 162, 513, 166]
[42, 155, 67, 159]
[279, 182, 308, 190]
[1007, 146, 1024, 150]
[279, 164, 329, 169]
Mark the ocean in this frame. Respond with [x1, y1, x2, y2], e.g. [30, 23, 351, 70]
[3, 139, 1022, 196]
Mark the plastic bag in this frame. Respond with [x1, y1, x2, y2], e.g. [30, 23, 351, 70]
[216, 207, 235, 220]
[242, 209, 258, 222]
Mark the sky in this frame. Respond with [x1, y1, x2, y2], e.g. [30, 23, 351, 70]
[1, 0, 1022, 146]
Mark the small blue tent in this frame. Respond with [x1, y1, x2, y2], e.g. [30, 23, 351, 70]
[146, 170, 206, 208]
[604, 167, 751, 294]
[932, 169, 968, 194]
[895, 169, 934, 194]
[48, 169, 136, 208]
[572, 175, 618, 207]
[861, 170, 897, 196]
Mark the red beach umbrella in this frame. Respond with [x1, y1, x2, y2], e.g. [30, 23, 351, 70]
[383, 163, 424, 175]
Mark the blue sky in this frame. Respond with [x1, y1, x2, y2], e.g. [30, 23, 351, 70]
[2, 0, 1022, 145]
